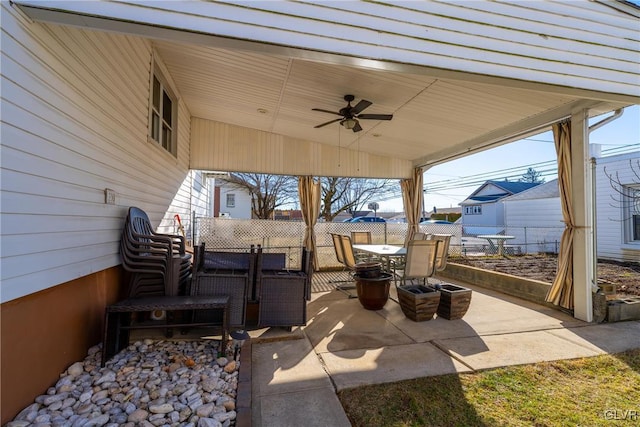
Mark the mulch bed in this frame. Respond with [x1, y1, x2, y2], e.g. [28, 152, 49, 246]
[451, 254, 640, 299]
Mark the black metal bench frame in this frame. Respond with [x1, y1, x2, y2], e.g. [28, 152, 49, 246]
[101, 295, 229, 366]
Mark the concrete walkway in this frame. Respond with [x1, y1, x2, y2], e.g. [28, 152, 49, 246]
[248, 279, 640, 426]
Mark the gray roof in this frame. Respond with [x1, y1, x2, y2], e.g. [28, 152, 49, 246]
[502, 179, 559, 201]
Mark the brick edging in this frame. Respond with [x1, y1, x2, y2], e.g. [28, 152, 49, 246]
[235, 339, 252, 427]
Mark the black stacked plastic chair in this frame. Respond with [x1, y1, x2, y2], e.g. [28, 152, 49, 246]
[120, 207, 191, 298]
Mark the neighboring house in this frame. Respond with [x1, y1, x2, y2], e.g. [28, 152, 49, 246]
[460, 180, 541, 235]
[211, 176, 252, 219]
[502, 179, 563, 254]
[595, 152, 640, 263]
[501, 150, 640, 262]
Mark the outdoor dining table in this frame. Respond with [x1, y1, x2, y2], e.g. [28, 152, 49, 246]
[352, 244, 406, 272]
[477, 235, 516, 257]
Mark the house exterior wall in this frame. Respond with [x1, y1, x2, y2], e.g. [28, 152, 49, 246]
[190, 118, 413, 178]
[0, 5, 193, 421]
[14, 0, 640, 99]
[504, 197, 564, 254]
[216, 180, 253, 219]
[1, 3, 192, 303]
[462, 202, 503, 234]
[595, 152, 640, 262]
[162, 170, 212, 243]
[0, 267, 122, 426]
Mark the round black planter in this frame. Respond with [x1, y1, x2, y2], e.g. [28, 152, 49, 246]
[354, 262, 382, 278]
[354, 272, 393, 310]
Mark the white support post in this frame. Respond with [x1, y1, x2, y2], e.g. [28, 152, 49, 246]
[571, 109, 594, 322]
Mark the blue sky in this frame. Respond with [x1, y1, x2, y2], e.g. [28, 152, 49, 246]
[378, 105, 640, 212]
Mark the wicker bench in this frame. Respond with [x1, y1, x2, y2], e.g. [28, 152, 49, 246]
[101, 295, 229, 366]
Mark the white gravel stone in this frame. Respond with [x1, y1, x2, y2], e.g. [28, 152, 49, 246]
[68, 362, 85, 377]
[198, 417, 223, 427]
[6, 340, 238, 426]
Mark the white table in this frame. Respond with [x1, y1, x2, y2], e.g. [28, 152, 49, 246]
[352, 244, 406, 271]
[477, 235, 515, 257]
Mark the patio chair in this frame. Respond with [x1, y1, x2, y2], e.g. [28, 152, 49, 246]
[351, 230, 372, 244]
[428, 234, 452, 284]
[120, 207, 192, 298]
[351, 230, 382, 263]
[394, 239, 439, 288]
[329, 233, 357, 298]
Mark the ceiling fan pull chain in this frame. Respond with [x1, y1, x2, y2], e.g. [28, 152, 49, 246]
[357, 133, 360, 172]
[338, 123, 341, 169]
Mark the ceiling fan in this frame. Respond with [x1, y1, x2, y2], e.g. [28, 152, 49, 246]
[312, 94, 393, 132]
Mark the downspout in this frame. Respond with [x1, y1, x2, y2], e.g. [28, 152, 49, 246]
[589, 156, 598, 293]
[587, 108, 624, 293]
[589, 109, 623, 133]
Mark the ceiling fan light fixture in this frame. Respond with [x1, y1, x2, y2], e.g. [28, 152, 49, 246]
[341, 118, 357, 129]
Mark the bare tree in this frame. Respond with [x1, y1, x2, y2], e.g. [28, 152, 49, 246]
[605, 159, 640, 222]
[520, 167, 545, 183]
[225, 173, 298, 219]
[319, 177, 395, 221]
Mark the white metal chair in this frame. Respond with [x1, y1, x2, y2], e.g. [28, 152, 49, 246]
[428, 234, 452, 283]
[329, 233, 357, 297]
[394, 239, 439, 288]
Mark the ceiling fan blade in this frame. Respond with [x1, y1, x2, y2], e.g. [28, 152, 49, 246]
[314, 118, 343, 128]
[358, 114, 393, 120]
[312, 108, 342, 116]
[352, 121, 363, 132]
[351, 99, 372, 115]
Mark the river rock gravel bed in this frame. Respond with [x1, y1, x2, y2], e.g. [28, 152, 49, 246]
[6, 339, 239, 427]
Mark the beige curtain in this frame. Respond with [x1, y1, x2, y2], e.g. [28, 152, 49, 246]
[545, 120, 574, 310]
[298, 176, 320, 270]
[401, 167, 424, 246]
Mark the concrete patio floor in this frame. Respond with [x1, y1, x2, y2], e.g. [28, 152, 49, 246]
[248, 273, 640, 427]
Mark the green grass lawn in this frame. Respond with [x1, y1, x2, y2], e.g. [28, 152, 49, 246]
[338, 349, 640, 426]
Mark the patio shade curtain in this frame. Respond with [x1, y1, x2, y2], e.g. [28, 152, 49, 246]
[401, 167, 424, 246]
[298, 175, 320, 270]
[545, 120, 574, 310]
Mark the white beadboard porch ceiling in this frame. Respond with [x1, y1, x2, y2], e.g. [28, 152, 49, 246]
[14, 0, 640, 178]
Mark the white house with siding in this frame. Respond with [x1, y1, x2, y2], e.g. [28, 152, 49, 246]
[460, 180, 541, 235]
[502, 151, 640, 261]
[1, 0, 638, 421]
[595, 152, 640, 263]
[503, 179, 564, 254]
[212, 177, 253, 220]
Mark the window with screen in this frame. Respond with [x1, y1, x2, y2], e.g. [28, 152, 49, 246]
[149, 56, 177, 156]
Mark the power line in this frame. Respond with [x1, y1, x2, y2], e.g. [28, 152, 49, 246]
[375, 144, 638, 202]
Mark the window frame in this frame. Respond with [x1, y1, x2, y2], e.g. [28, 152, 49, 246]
[148, 52, 178, 157]
[464, 205, 482, 215]
[624, 184, 640, 243]
[226, 193, 236, 208]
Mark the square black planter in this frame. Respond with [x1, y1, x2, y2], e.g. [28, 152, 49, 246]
[437, 283, 472, 320]
[397, 284, 440, 321]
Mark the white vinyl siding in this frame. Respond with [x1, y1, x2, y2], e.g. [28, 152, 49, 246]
[14, 0, 640, 99]
[0, 4, 191, 302]
[596, 153, 640, 263]
[217, 181, 252, 219]
[504, 198, 564, 254]
[190, 118, 412, 178]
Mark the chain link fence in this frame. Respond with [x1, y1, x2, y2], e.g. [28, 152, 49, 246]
[195, 217, 564, 269]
